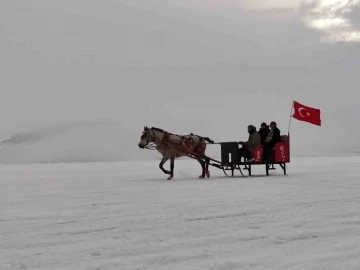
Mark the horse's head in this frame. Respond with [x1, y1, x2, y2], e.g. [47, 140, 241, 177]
[138, 126, 155, 149]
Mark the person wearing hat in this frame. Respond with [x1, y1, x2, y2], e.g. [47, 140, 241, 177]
[263, 121, 281, 161]
[238, 125, 261, 162]
[258, 122, 270, 146]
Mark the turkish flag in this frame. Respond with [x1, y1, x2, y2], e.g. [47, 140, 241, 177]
[292, 101, 321, 126]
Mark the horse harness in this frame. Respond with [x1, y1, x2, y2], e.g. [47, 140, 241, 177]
[148, 128, 203, 152]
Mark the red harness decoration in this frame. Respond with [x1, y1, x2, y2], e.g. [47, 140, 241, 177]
[162, 133, 203, 157]
[173, 136, 193, 157]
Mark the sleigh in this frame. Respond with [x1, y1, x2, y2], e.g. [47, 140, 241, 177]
[218, 134, 290, 177]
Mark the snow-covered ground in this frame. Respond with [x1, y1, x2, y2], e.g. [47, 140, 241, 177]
[1, 156, 360, 270]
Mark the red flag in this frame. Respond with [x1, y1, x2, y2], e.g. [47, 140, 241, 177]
[292, 101, 321, 126]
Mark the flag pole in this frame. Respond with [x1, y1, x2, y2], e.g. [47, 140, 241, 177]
[287, 100, 294, 135]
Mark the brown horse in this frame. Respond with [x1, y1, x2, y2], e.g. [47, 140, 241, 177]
[138, 126, 214, 180]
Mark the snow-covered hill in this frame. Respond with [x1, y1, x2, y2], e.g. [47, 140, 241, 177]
[0, 122, 159, 164]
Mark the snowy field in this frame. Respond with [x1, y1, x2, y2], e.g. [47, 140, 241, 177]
[1, 156, 360, 270]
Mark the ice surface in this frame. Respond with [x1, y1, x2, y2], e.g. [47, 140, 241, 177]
[1, 157, 360, 269]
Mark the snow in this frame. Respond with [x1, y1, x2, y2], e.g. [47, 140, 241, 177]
[1, 156, 360, 270]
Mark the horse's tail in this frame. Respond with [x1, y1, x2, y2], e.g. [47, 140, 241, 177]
[189, 133, 214, 144]
[202, 137, 214, 144]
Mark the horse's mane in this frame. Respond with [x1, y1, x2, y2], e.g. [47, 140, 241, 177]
[151, 127, 165, 132]
[151, 127, 178, 136]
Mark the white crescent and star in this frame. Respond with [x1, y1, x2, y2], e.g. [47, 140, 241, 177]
[298, 107, 310, 117]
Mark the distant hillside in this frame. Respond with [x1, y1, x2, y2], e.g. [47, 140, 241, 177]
[0, 121, 158, 164]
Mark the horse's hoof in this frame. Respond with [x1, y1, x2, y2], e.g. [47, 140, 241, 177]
[198, 175, 205, 179]
[206, 171, 210, 178]
[167, 176, 173, 180]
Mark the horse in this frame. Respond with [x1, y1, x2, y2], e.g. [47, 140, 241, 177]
[138, 126, 214, 180]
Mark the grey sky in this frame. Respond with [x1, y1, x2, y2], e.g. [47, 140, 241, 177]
[1, 0, 359, 163]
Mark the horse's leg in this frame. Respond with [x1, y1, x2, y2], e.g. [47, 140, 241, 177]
[205, 157, 210, 178]
[167, 156, 175, 180]
[198, 144, 209, 178]
[196, 158, 206, 178]
[159, 156, 170, 176]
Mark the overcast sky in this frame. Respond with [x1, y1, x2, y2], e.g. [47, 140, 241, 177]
[0, 0, 359, 162]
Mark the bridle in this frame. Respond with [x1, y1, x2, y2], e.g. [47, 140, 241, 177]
[142, 127, 175, 150]
[142, 129, 158, 150]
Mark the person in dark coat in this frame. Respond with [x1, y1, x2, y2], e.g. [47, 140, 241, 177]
[258, 122, 270, 146]
[238, 125, 261, 162]
[263, 121, 281, 161]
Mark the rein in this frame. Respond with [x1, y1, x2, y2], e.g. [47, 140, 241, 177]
[142, 127, 214, 152]
[151, 128, 209, 147]
[144, 142, 157, 150]
[142, 129, 159, 150]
